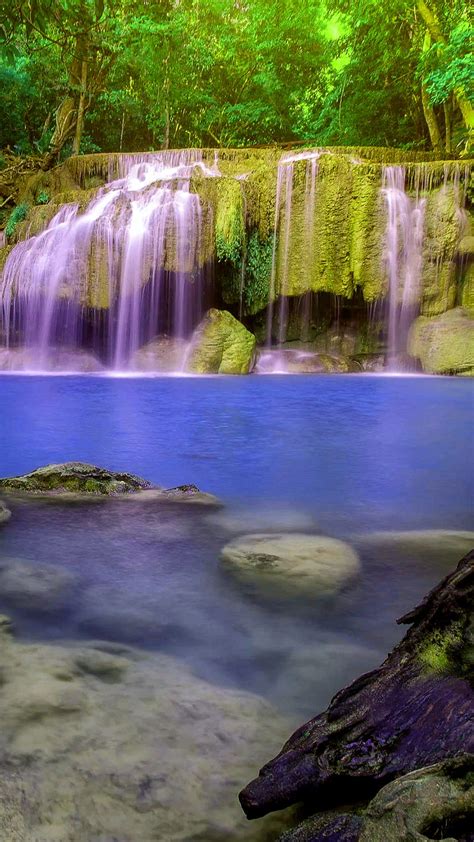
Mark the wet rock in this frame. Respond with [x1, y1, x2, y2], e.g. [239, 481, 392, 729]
[221, 533, 360, 596]
[186, 308, 256, 374]
[355, 529, 474, 564]
[359, 756, 474, 842]
[154, 484, 222, 506]
[240, 551, 474, 830]
[255, 349, 355, 374]
[73, 649, 129, 681]
[0, 636, 291, 841]
[0, 347, 104, 372]
[0, 463, 219, 505]
[0, 559, 76, 614]
[0, 462, 152, 496]
[407, 307, 474, 375]
[129, 336, 188, 373]
[0, 501, 11, 524]
[279, 812, 363, 842]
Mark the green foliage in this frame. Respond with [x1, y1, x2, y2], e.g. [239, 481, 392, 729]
[422, 24, 474, 105]
[5, 202, 29, 238]
[244, 231, 274, 315]
[0, 0, 471, 155]
[36, 190, 49, 204]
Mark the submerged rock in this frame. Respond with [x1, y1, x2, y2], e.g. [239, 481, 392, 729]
[129, 336, 188, 373]
[356, 529, 474, 564]
[0, 559, 76, 613]
[186, 308, 256, 374]
[0, 636, 291, 841]
[221, 533, 360, 596]
[255, 349, 355, 374]
[240, 550, 474, 838]
[407, 307, 474, 375]
[0, 501, 11, 524]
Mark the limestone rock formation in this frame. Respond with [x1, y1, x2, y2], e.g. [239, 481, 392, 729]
[186, 308, 256, 374]
[221, 533, 360, 596]
[240, 551, 474, 840]
[408, 307, 474, 374]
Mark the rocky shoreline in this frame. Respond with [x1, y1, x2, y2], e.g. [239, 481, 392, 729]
[0, 463, 472, 840]
[240, 550, 474, 841]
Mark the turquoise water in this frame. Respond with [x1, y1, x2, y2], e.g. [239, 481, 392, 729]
[0, 374, 473, 717]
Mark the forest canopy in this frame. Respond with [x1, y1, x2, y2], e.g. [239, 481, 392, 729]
[0, 0, 472, 161]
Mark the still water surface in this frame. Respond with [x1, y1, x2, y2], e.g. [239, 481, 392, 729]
[0, 374, 473, 718]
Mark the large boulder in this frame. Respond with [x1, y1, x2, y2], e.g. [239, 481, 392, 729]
[0, 501, 11, 524]
[186, 308, 256, 374]
[220, 533, 360, 596]
[0, 636, 291, 841]
[407, 307, 474, 375]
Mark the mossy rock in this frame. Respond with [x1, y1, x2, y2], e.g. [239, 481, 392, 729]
[186, 308, 256, 374]
[0, 462, 152, 496]
[461, 262, 474, 313]
[407, 307, 474, 375]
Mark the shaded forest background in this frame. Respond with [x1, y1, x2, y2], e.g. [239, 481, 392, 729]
[0, 0, 472, 162]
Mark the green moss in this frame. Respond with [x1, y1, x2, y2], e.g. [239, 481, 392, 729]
[419, 625, 463, 674]
[5, 203, 29, 239]
[408, 307, 474, 374]
[187, 308, 256, 374]
[214, 178, 245, 264]
[421, 185, 465, 315]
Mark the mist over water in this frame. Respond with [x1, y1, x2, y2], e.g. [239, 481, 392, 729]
[1, 374, 472, 720]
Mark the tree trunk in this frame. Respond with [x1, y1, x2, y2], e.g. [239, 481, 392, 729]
[421, 30, 445, 155]
[42, 34, 87, 169]
[416, 0, 474, 133]
[72, 58, 88, 156]
[444, 98, 453, 154]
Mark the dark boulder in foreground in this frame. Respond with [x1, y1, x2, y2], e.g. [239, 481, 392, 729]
[0, 462, 220, 504]
[240, 550, 474, 840]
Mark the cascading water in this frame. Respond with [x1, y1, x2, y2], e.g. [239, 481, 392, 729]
[382, 166, 427, 367]
[262, 151, 321, 371]
[0, 151, 219, 371]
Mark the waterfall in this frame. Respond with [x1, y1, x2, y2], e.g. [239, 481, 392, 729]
[382, 166, 426, 367]
[266, 150, 321, 354]
[0, 151, 219, 371]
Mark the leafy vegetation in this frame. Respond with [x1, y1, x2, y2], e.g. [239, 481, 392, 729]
[5, 202, 29, 238]
[0, 0, 472, 162]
